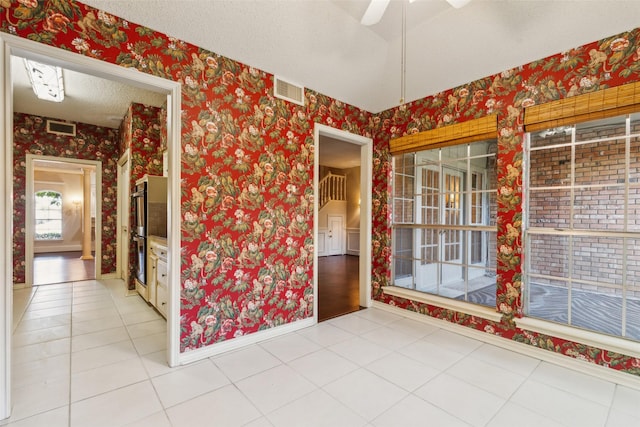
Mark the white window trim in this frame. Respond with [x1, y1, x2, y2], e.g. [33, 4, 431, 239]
[382, 285, 503, 322]
[515, 316, 640, 359]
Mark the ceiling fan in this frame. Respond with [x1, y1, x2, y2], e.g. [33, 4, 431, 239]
[361, 0, 471, 26]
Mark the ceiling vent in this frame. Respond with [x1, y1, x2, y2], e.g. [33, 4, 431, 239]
[47, 120, 76, 137]
[274, 76, 305, 106]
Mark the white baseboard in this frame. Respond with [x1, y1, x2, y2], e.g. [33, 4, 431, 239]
[372, 301, 640, 391]
[177, 317, 316, 366]
[33, 245, 82, 253]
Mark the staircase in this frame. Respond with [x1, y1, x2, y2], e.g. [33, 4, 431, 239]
[319, 172, 346, 209]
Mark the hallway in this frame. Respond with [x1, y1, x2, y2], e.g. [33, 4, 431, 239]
[33, 252, 95, 285]
[318, 255, 361, 321]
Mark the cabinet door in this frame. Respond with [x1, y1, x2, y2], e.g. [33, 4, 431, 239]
[156, 260, 168, 287]
[148, 254, 158, 306]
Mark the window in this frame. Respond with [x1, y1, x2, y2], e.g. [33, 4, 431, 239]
[391, 140, 497, 306]
[524, 112, 640, 341]
[35, 190, 62, 240]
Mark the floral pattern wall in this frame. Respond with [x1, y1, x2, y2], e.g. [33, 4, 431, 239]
[3, 0, 640, 374]
[2, 0, 370, 351]
[12, 112, 120, 283]
[119, 102, 164, 290]
[370, 29, 640, 375]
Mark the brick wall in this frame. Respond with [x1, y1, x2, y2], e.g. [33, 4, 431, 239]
[528, 118, 640, 298]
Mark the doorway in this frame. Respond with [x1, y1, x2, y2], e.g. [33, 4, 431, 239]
[313, 123, 373, 323]
[1, 34, 182, 420]
[26, 156, 100, 286]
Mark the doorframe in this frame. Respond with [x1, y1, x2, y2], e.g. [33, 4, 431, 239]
[313, 123, 373, 322]
[0, 33, 182, 420]
[26, 155, 102, 285]
[117, 150, 131, 284]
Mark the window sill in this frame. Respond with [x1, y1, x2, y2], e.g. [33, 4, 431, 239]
[382, 285, 503, 323]
[34, 239, 63, 242]
[515, 316, 640, 359]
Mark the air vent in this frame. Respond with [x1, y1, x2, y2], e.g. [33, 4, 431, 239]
[46, 120, 76, 136]
[274, 76, 305, 106]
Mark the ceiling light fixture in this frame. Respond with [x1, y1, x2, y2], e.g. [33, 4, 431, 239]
[23, 58, 65, 103]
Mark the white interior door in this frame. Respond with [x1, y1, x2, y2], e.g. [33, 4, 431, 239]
[327, 215, 344, 256]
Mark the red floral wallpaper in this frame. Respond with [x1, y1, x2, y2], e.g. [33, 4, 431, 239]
[370, 30, 640, 375]
[119, 103, 164, 290]
[3, 0, 640, 374]
[12, 112, 120, 283]
[1, 1, 370, 352]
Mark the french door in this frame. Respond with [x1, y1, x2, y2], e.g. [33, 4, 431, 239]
[415, 166, 464, 293]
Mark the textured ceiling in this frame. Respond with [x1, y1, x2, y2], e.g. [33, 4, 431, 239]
[12, 56, 166, 129]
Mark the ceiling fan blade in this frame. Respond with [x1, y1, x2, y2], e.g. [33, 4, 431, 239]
[446, 0, 472, 8]
[361, 0, 391, 26]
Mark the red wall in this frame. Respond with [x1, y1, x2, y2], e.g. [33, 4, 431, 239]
[119, 103, 164, 290]
[2, 1, 371, 352]
[370, 30, 640, 374]
[12, 113, 120, 282]
[3, 1, 640, 374]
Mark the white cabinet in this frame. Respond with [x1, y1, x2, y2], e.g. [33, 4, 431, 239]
[147, 236, 168, 318]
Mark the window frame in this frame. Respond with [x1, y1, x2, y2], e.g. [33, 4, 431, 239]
[391, 141, 498, 304]
[523, 113, 640, 340]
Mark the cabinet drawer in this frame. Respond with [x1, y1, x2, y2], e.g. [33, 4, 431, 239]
[149, 244, 168, 260]
[156, 283, 168, 318]
[156, 260, 168, 287]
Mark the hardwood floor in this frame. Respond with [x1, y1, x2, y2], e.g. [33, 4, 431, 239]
[33, 251, 95, 285]
[318, 254, 362, 321]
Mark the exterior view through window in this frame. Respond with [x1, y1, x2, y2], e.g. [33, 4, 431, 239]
[524, 112, 640, 341]
[34, 190, 63, 240]
[391, 141, 497, 306]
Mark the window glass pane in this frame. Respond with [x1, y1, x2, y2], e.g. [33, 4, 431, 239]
[529, 145, 571, 187]
[391, 139, 497, 307]
[571, 287, 622, 337]
[575, 138, 626, 186]
[441, 144, 467, 161]
[487, 190, 497, 227]
[34, 190, 62, 240]
[631, 132, 640, 185]
[469, 139, 496, 157]
[574, 186, 625, 231]
[573, 236, 624, 287]
[630, 192, 640, 232]
[528, 188, 570, 228]
[528, 234, 568, 278]
[627, 237, 640, 340]
[529, 127, 573, 149]
[527, 279, 569, 324]
[420, 229, 438, 264]
[575, 115, 627, 140]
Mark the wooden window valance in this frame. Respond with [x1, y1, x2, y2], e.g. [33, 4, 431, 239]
[389, 114, 498, 155]
[524, 81, 640, 132]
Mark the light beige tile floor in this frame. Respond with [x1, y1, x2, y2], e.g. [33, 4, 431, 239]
[3, 278, 640, 427]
